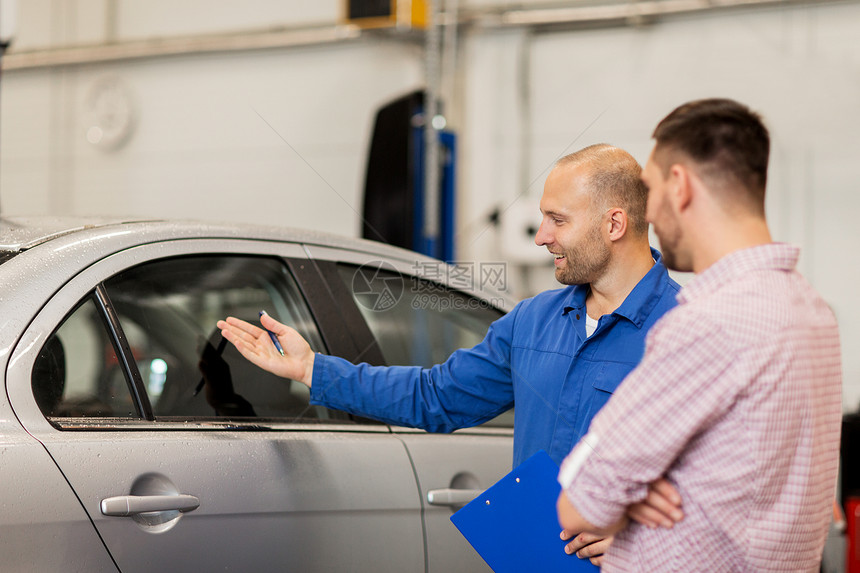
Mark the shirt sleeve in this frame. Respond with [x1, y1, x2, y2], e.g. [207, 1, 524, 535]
[559, 308, 739, 529]
[308, 303, 521, 432]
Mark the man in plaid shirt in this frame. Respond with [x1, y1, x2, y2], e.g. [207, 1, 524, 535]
[557, 98, 842, 572]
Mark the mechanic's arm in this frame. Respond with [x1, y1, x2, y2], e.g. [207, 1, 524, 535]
[220, 300, 521, 434]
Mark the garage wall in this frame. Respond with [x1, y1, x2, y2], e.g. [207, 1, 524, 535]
[2, 0, 860, 409]
[0, 0, 424, 237]
[1, 44, 423, 236]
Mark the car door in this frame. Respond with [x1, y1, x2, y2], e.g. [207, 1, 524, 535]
[7, 239, 424, 573]
[306, 245, 516, 573]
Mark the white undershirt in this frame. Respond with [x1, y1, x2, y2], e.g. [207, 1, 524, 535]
[585, 314, 598, 337]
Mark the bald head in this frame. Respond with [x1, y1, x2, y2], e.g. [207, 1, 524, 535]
[555, 144, 649, 236]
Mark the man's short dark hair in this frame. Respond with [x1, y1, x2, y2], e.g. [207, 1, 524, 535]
[652, 98, 770, 215]
[557, 144, 650, 236]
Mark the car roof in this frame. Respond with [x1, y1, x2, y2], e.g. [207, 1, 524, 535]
[0, 216, 516, 306]
[0, 216, 409, 257]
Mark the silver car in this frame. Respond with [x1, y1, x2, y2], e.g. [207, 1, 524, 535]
[0, 217, 515, 572]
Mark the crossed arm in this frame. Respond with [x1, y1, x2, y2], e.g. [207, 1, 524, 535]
[558, 478, 684, 566]
[559, 477, 684, 534]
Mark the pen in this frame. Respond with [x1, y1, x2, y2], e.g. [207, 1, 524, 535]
[260, 310, 285, 356]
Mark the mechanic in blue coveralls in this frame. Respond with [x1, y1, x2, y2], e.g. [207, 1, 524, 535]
[218, 144, 680, 565]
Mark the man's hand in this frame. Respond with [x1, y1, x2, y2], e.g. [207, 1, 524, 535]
[560, 531, 612, 566]
[217, 314, 315, 387]
[627, 478, 684, 529]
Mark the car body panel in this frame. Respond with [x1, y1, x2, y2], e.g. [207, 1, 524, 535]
[0, 419, 120, 572]
[14, 429, 425, 572]
[394, 430, 515, 573]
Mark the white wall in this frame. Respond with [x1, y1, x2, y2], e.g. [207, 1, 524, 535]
[10, 0, 342, 50]
[2, 0, 860, 408]
[1, 2, 424, 235]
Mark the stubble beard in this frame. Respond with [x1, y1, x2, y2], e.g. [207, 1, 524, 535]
[555, 226, 611, 286]
[653, 198, 688, 273]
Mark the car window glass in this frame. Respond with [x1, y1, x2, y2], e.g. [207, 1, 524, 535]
[337, 263, 513, 428]
[338, 264, 501, 365]
[32, 297, 140, 419]
[102, 255, 328, 421]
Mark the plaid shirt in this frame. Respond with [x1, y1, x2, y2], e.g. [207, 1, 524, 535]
[559, 243, 842, 572]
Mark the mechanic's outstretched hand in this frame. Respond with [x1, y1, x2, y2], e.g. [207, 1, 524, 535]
[560, 531, 612, 567]
[217, 314, 315, 387]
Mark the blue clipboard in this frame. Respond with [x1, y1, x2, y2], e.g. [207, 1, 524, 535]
[450, 450, 600, 572]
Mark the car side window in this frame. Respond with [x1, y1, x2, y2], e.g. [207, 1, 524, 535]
[336, 263, 514, 428]
[33, 255, 333, 424]
[32, 297, 140, 419]
[338, 264, 503, 365]
[101, 255, 326, 421]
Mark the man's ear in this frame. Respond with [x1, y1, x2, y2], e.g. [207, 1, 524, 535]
[606, 208, 627, 242]
[669, 164, 693, 212]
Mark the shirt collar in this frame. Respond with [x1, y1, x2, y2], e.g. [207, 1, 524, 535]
[561, 285, 588, 317]
[677, 243, 800, 305]
[561, 247, 675, 329]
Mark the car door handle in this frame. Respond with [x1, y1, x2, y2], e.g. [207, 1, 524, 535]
[427, 488, 483, 507]
[100, 494, 200, 517]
